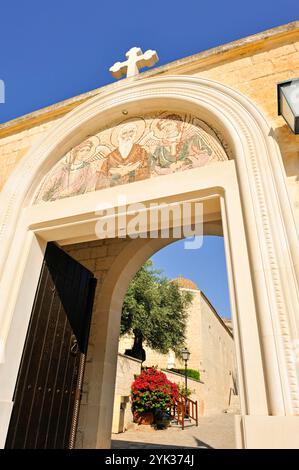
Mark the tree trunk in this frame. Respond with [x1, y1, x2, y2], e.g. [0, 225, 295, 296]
[128, 330, 146, 362]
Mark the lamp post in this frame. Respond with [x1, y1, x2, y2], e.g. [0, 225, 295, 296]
[181, 347, 190, 418]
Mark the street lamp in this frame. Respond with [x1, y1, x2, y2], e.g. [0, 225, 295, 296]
[181, 347, 190, 418]
[277, 78, 299, 134]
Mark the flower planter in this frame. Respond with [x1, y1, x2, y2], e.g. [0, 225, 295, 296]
[136, 412, 154, 425]
[154, 409, 171, 428]
[131, 368, 179, 427]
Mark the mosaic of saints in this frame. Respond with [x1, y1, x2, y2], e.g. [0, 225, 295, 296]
[145, 113, 213, 175]
[96, 121, 149, 190]
[34, 112, 228, 203]
[35, 137, 109, 202]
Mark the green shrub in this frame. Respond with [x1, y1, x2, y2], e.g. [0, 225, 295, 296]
[177, 383, 192, 397]
[170, 368, 200, 381]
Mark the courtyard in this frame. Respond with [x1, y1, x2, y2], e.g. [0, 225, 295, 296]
[111, 415, 236, 449]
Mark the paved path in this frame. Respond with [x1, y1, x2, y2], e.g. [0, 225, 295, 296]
[112, 415, 236, 449]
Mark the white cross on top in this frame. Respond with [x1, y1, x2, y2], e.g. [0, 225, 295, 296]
[109, 47, 159, 79]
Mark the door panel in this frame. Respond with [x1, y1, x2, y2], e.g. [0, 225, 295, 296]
[5, 242, 96, 449]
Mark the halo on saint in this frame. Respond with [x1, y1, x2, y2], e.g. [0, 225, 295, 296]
[65, 135, 102, 164]
[110, 117, 146, 148]
[150, 111, 191, 139]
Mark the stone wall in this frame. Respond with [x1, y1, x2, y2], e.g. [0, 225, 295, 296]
[119, 333, 172, 370]
[199, 294, 238, 415]
[0, 117, 63, 191]
[190, 38, 299, 222]
[112, 353, 141, 434]
[162, 369, 205, 416]
[164, 367, 239, 417]
[63, 237, 130, 447]
[114, 353, 141, 396]
[183, 289, 202, 370]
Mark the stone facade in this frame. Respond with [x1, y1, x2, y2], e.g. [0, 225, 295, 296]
[112, 354, 141, 434]
[0, 117, 63, 191]
[198, 292, 237, 415]
[1, 23, 299, 449]
[1, 24, 298, 211]
[63, 238, 130, 447]
[162, 369, 239, 417]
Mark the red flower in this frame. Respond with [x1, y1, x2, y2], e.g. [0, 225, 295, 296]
[131, 366, 179, 415]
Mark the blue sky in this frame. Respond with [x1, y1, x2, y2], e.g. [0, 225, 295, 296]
[0, 0, 297, 123]
[0, 1, 297, 317]
[151, 237, 231, 318]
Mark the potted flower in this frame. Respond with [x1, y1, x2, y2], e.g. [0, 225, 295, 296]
[131, 367, 179, 425]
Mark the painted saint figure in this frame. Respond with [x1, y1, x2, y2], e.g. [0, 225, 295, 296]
[34, 111, 228, 205]
[36, 137, 107, 202]
[96, 122, 149, 190]
[149, 113, 212, 175]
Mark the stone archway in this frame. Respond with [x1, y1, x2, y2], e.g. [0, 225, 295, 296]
[0, 76, 298, 448]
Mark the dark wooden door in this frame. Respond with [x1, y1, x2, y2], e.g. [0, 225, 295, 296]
[5, 242, 96, 449]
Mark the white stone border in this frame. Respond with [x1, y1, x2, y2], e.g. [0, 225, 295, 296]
[0, 76, 298, 420]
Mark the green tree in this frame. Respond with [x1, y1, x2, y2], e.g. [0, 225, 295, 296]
[121, 260, 193, 361]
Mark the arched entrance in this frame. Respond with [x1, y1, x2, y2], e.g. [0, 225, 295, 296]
[0, 76, 298, 448]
